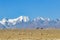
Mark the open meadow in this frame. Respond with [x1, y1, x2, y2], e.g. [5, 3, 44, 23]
[0, 29, 60, 40]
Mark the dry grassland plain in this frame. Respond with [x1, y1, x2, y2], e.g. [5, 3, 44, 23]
[0, 29, 60, 40]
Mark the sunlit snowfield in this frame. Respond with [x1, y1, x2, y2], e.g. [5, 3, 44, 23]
[0, 29, 60, 40]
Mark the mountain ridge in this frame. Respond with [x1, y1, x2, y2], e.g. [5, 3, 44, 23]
[0, 16, 60, 29]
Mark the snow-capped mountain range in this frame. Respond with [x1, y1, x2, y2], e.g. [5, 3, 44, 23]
[0, 16, 60, 29]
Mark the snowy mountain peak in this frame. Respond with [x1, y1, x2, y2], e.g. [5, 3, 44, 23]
[0, 16, 30, 25]
[34, 17, 51, 22]
[0, 18, 8, 25]
[8, 16, 30, 25]
[8, 16, 30, 23]
[33, 17, 45, 22]
[2, 18, 8, 22]
[45, 18, 50, 21]
[17, 16, 30, 22]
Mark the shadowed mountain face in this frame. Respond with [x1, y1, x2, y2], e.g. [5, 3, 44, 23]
[0, 16, 60, 29]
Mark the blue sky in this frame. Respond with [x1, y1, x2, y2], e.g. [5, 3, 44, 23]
[0, 0, 60, 19]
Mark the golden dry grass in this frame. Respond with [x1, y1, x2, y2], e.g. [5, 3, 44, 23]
[0, 29, 60, 40]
